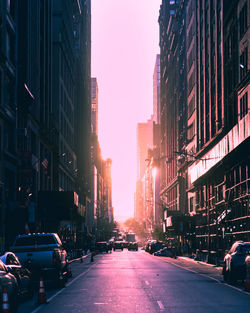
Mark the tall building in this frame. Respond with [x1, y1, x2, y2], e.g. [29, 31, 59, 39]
[0, 0, 92, 249]
[189, 0, 249, 262]
[136, 118, 154, 181]
[159, 0, 188, 246]
[135, 117, 153, 224]
[91, 78, 98, 136]
[0, 0, 18, 249]
[90, 77, 113, 237]
[105, 158, 113, 224]
[158, 0, 249, 262]
[153, 54, 161, 124]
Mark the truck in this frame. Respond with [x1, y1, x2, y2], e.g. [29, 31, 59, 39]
[126, 233, 136, 243]
[10, 233, 71, 286]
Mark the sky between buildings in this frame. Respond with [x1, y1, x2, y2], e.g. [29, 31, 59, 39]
[91, 0, 162, 221]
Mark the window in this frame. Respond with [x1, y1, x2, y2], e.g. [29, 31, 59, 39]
[189, 197, 194, 212]
[187, 122, 195, 141]
[188, 95, 195, 118]
[5, 74, 15, 108]
[240, 47, 248, 81]
[240, 3, 248, 38]
[240, 92, 248, 119]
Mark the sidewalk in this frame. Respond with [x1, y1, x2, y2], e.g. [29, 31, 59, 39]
[177, 256, 223, 271]
[158, 254, 224, 282]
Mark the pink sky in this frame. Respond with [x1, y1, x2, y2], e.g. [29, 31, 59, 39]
[91, 0, 161, 221]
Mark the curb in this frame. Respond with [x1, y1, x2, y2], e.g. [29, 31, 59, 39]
[68, 253, 91, 264]
[177, 256, 223, 270]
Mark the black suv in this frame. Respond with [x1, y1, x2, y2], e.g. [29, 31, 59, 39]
[223, 241, 250, 283]
[113, 241, 124, 251]
[128, 242, 138, 251]
[95, 242, 109, 253]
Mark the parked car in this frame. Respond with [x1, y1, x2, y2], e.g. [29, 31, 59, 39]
[113, 241, 124, 251]
[0, 252, 33, 299]
[154, 247, 173, 257]
[10, 233, 71, 286]
[149, 241, 164, 254]
[128, 242, 138, 251]
[0, 259, 19, 312]
[95, 242, 109, 253]
[222, 241, 250, 283]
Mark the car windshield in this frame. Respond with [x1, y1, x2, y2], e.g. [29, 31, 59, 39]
[239, 245, 250, 254]
[14, 235, 56, 246]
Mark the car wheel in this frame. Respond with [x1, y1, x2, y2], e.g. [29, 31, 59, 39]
[66, 264, 72, 278]
[228, 269, 236, 284]
[57, 272, 66, 288]
[223, 269, 229, 282]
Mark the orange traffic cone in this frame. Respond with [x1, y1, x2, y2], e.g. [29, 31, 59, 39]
[2, 288, 9, 313]
[37, 277, 47, 304]
[244, 262, 250, 291]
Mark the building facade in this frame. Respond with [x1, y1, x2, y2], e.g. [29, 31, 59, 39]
[0, 0, 92, 250]
[0, 0, 18, 249]
[158, 0, 249, 262]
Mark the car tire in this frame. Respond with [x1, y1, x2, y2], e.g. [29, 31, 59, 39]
[223, 269, 229, 282]
[66, 264, 72, 278]
[228, 268, 236, 284]
[57, 272, 66, 288]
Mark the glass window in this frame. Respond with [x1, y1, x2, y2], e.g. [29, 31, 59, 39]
[36, 235, 56, 245]
[14, 236, 36, 246]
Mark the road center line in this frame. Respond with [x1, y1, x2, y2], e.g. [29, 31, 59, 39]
[157, 300, 164, 310]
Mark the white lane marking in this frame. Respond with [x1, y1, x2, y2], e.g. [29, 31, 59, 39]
[145, 280, 150, 285]
[94, 303, 107, 305]
[157, 300, 164, 310]
[30, 266, 93, 313]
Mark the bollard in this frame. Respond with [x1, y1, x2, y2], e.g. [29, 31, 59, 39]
[91, 252, 94, 262]
[2, 288, 10, 313]
[37, 277, 47, 304]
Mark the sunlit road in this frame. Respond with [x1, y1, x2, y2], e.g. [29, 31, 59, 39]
[19, 249, 250, 313]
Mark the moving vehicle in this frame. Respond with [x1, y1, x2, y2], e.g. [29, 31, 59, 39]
[0, 252, 33, 299]
[128, 242, 138, 251]
[10, 233, 71, 285]
[126, 233, 136, 243]
[0, 259, 19, 312]
[222, 241, 250, 283]
[95, 242, 109, 253]
[113, 241, 124, 251]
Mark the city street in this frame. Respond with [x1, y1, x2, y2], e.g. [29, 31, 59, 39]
[19, 249, 250, 313]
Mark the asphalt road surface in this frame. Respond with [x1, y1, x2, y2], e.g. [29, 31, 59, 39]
[19, 249, 250, 313]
